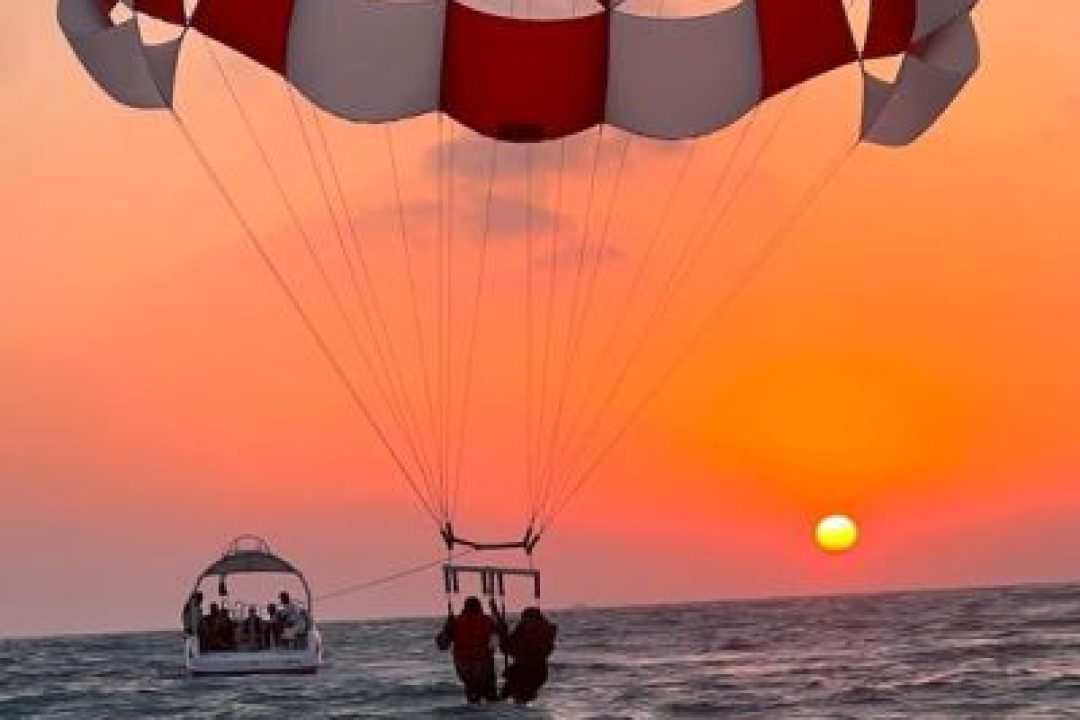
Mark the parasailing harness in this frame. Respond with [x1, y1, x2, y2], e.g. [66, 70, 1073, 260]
[440, 523, 541, 613]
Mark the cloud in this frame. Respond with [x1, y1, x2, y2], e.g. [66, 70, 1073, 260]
[481, 194, 575, 239]
[367, 193, 625, 274]
[535, 238, 626, 270]
[377, 192, 577, 242]
[426, 129, 687, 183]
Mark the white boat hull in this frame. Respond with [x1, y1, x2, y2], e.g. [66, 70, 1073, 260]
[185, 630, 324, 676]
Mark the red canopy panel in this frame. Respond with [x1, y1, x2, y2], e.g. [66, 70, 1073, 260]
[441, 1, 609, 142]
[191, 0, 295, 74]
[132, 0, 187, 26]
[755, 0, 858, 98]
[863, 0, 916, 59]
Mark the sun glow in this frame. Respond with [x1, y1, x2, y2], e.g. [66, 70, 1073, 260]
[815, 514, 859, 553]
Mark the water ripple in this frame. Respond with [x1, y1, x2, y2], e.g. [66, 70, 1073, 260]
[2, 584, 1080, 717]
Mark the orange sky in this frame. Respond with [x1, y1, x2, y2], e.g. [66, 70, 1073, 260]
[3, 0, 1080, 637]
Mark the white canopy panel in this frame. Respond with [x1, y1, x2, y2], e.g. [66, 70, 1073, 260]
[606, 2, 762, 140]
[287, 0, 446, 122]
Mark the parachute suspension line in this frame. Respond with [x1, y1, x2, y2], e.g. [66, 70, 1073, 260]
[542, 100, 794, 518]
[530, 137, 569, 528]
[539, 121, 749, 520]
[385, 123, 446, 520]
[538, 122, 607, 519]
[557, 112, 798, 519]
[302, 104, 440, 505]
[287, 92, 438, 505]
[534, 130, 632, 510]
[451, 138, 499, 521]
[204, 41, 358, 344]
[542, 0, 865, 519]
[200, 39, 436, 493]
[287, 94, 436, 491]
[525, 142, 536, 523]
[539, 0, 690, 512]
[395, 466, 450, 534]
[533, 0, 869, 529]
[436, 112, 450, 522]
[546, 139, 697, 507]
[446, 121, 464, 521]
[433, 113, 444, 515]
[538, 141, 859, 533]
[538, 111, 767, 518]
[445, 538, 453, 613]
[517, 0, 537, 527]
[534, 147, 702, 522]
[559, 97, 798, 490]
[525, 0, 585, 528]
[167, 111, 440, 526]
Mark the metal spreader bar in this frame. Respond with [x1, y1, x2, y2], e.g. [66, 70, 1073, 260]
[443, 564, 541, 600]
[440, 523, 541, 555]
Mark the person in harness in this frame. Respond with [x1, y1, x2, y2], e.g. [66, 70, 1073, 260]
[490, 600, 557, 704]
[436, 596, 499, 703]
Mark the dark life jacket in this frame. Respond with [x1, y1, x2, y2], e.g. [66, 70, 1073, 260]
[449, 612, 495, 664]
[504, 615, 556, 663]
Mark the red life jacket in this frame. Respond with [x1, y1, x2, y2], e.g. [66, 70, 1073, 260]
[452, 612, 494, 663]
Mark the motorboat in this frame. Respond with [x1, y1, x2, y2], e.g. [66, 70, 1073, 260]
[183, 535, 324, 675]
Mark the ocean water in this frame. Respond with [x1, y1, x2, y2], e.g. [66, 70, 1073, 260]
[2, 583, 1080, 718]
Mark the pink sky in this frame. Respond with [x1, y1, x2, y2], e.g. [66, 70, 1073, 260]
[2, 0, 1080, 637]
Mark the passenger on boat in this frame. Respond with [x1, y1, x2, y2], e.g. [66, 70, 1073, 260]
[198, 604, 213, 650]
[265, 603, 282, 647]
[201, 602, 236, 652]
[437, 596, 499, 703]
[294, 607, 312, 648]
[196, 603, 215, 651]
[181, 591, 203, 637]
[491, 601, 557, 704]
[238, 606, 265, 650]
[218, 605, 237, 651]
[278, 591, 307, 648]
[278, 592, 299, 625]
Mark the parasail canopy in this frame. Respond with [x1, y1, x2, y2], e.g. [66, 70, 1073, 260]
[60, 0, 982, 553]
[63, 0, 980, 145]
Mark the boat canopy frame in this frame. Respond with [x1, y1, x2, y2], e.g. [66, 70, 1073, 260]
[191, 535, 316, 616]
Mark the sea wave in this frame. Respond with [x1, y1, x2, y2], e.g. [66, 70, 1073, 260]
[2, 584, 1079, 718]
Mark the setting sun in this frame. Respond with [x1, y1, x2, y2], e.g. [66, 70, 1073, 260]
[815, 515, 859, 553]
